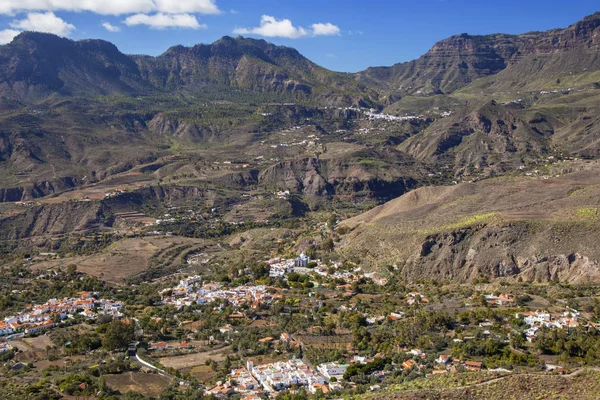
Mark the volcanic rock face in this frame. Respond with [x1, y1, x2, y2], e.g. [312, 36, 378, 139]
[0, 33, 369, 105]
[339, 165, 600, 284]
[257, 149, 428, 201]
[359, 12, 600, 95]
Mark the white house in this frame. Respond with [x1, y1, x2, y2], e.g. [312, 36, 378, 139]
[317, 362, 348, 379]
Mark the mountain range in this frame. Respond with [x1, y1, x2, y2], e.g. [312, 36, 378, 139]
[0, 32, 375, 105]
[1, 12, 598, 104]
[0, 12, 600, 282]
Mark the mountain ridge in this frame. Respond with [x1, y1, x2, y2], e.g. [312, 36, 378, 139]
[358, 12, 600, 96]
[0, 32, 376, 106]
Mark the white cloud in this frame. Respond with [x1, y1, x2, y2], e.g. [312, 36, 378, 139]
[234, 15, 308, 39]
[234, 16, 341, 39]
[0, 0, 220, 16]
[0, 0, 156, 16]
[311, 22, 340, 36]
[102, 22, 121, 32]
[154, 0, 219, 14]
[0, 29, 20, 44]
[124, 13, 206, 30]
[10, 12, 75, 36]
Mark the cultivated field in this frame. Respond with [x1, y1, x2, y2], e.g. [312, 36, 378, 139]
[159, 346, 231, 369]
[30, 236, 208, 283]
[104, 372, 171, 398]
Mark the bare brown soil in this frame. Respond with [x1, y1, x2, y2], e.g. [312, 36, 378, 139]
[30, 236, 206, 283]
[158, 346, 231, 369]
[104, 372, 171, 398]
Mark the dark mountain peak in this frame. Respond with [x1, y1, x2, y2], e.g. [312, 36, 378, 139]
[76, 38, 121, 54]
[359, 11, 600, 95]
[581, 12, 600, 22]
[162, 44, 188, 56]
[7, 32, 124, 58]
[9, 31, 73, 50]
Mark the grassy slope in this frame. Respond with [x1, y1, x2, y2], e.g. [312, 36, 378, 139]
[339, 160, 600, 281]
[362, 370, 600, 400]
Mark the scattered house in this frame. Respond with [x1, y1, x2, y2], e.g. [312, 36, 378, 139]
[280, 332, 291, 342]
[0, 322, 14, 336]
[317, 362, 348, 379]
[408, 349, 424, 357]
[219, 325, 234, 334]
[484, 293, 516, 306]
[309, 383, 331, 395]
[436, 354, 452, 365]
[258, 336, 274, 344]
[465, 361, 483, 371]
[152, 342, 168, 351]
[205, 383, 236, 397]
[402, 360, 417, 370]
[179, 343, 191, 350]
[0, 343, 13, 353]
[389, 312, 404, 321]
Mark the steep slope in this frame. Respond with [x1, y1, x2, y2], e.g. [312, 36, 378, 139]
[397, 100, 554, 177]
[0, 33, 375, 106]
[359, 12, 600, 96]
[0, 32, 144, 102]
[257, 147, 431, 201]
[339, 161, 600, 283]
[135, 36, 376, 105]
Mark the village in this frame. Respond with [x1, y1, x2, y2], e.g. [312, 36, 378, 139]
[0, 292, 123, 337]
[160, 278, 277, 309]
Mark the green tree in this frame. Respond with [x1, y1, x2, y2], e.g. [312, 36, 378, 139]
[102, 320, 134, 351]
[322, 238, 334, 253]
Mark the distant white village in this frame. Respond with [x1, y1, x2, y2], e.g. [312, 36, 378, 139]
[161, 278, 277, 310]
[0, 292, 122, 339]
[267, 253, 388, 286]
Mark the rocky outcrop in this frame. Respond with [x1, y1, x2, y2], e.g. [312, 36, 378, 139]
[258, 150, 426, 201]
[339, 166, 600, 283]
[358, 12, 600, 95]
[0, 177, 79, 202]
[399, 101, 551, 176]
[147, 113, 203, 141]
[0, 201, 104, 241]
[389, 223, 600, 284]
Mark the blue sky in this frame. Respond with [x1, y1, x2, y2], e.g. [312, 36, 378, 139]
[0, 0, 598, 72]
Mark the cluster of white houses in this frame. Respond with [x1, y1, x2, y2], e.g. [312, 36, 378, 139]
[161, 277, 276, 309]
[268, 254, 314, 278]
[0, 292, 122, 336]
[268, 255, 389, 288]
[517, 309, 581, 342]
[206, 359, 345, 398]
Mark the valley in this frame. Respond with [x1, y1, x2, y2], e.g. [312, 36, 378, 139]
[0, 10, 600, 400]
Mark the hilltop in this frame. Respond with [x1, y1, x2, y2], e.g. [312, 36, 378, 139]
[339, 160, 600, 283]
[359, 12, 600, 96]
[0, 33, 376, 106]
